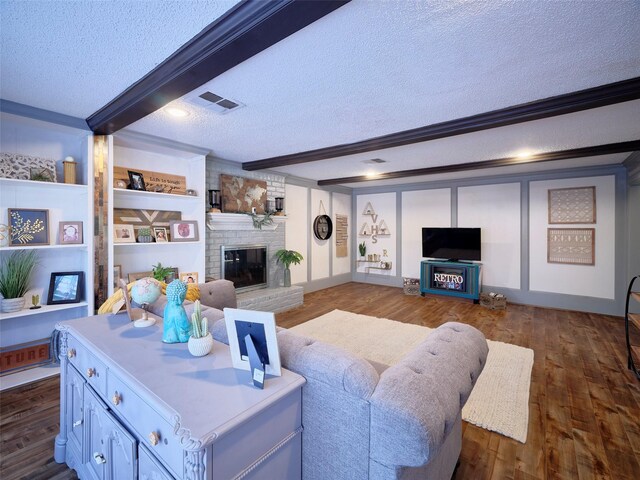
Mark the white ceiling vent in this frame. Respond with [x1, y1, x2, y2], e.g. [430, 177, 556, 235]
[362, 158, 386, 164]
[186, 91, 245, 115]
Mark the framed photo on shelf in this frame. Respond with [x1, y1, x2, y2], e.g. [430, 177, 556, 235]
[127, 170, 146, 191]
[170, 220, 199, 242]
[59, 221, 83, 244]
[180, 272, 199, 284]
[47, 271, 84, 305]
[113, 265, 122, 290]
[128, 271, 152, 283]
[8, 208, 49, 246]
[114, 224, 135, 243]
[153, 227, 168, 242]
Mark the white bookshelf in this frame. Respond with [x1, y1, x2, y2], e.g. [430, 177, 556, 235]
[0, 112, 94, 384]
[109, 131, 208, 295]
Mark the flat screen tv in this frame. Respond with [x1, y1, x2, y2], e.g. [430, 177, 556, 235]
[422, 227, 481, 262]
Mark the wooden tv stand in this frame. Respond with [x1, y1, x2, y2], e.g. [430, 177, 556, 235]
[54, 313, 304, 479]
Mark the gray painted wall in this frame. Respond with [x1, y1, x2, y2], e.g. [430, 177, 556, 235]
[629, 185, 640, 282]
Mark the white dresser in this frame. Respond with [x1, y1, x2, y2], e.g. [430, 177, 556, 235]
[54, 313, 304, 480]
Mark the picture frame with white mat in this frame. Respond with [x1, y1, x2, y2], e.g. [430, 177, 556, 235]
[224, 308, 281, 389]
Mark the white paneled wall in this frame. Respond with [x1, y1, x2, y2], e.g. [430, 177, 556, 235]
[401, 189, 451, 279]
[332, 192, 352, 276]
[458, 183, 521, 289]
[529, 175, 615, 299]
[285, 184, 309, 285]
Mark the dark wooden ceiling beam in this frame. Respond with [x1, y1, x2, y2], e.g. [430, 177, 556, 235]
[87, 0, 350, 134]
[243, 77, 640, 171]
[316, 140, 640, 185]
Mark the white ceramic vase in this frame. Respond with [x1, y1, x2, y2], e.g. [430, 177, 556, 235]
[1, 297, 26, 313]
[188, 333, 213, 357]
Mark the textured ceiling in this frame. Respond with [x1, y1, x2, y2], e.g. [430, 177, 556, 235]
[2, 0, 639, 185]
[127, 0, 640, 175]
[0, 0, 239, 118]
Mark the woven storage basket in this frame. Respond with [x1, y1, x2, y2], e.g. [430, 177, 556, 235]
[480, 292, 507, 310]
[403, 278, 421, 296]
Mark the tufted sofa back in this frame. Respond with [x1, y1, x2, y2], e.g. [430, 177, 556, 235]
[369, 322, 488, 468]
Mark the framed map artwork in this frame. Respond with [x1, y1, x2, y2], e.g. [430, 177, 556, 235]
[220, 174, 267, 214]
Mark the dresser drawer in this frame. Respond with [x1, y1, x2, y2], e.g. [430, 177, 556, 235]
[139, 444, 173, 480]
[67, 334, 107, 397]
[107, 370, 183, 477]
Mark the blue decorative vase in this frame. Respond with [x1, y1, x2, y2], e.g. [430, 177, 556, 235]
[162, 280, 190, 343]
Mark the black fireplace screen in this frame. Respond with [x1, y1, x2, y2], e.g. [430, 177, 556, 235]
[221, 245, 267, 292]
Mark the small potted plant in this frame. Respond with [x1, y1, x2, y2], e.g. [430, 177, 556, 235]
[187, 300, 213, 357]
[358, 241, 366, 258]
[274, 249, 304, 287]
[152, 262, 175, 283]
[0, 250, 38, 313]
[137, 227, 154, 243]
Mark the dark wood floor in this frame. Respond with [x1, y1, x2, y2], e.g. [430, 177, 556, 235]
[2, 282, 639, 479]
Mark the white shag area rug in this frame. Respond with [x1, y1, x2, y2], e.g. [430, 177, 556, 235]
[290, 310, 534, 443]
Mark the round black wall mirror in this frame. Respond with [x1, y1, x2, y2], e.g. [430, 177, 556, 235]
[313, 215, 333, 240]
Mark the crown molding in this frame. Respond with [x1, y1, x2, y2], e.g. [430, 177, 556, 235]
[317, 140, 640, 185]
[243, 77, 640, 171]
[87, 0, 350, 134]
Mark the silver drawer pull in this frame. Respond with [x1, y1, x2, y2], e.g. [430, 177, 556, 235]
[86, 368, 95, 378]
[93, 452, 106, 464]
[73, 419, 83, 427]
[111, 392, 122, 406]
[67, 349, 76, 359]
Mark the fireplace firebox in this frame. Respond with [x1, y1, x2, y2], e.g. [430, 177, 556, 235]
[221, 245, 267, 292]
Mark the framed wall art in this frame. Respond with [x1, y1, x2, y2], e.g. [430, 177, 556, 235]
[220, 174, 267, 214]
[127, 170, 146, 191]
[114, 224, 135, 243]
[180, 272, 199, 284]
[153, 227, 168, 242]
[8, 208, 49, 246]
[170, 220, 199, 242]
[547, 228, 595, 265]
[59, 221, 83, 244]
[548, 186, 596, 224]
[47, 271, 84, 305]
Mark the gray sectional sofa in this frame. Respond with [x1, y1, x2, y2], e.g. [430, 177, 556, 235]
[149, 281, 490, 478]
[213, 310, 489, 480]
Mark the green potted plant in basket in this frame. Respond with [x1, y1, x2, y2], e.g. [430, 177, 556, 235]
[274, 249, 304, 287]
[0, 250, 38, 313]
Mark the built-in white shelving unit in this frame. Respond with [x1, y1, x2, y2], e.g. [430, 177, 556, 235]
[0, 112, 94, 383]
[108, 131, 208, 294]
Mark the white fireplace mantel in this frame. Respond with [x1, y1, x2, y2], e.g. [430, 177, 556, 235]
[206, 213, 287, 231]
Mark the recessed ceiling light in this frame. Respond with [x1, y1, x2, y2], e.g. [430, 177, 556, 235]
[165, 106, 190, 118]
[515, 150, 534, 159]
[365, 171, 380, 179]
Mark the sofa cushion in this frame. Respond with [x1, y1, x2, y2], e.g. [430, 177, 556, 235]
[277, 329, 379, 400]
[197, 280, 237, 311]
[369, 322, 488, 468]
